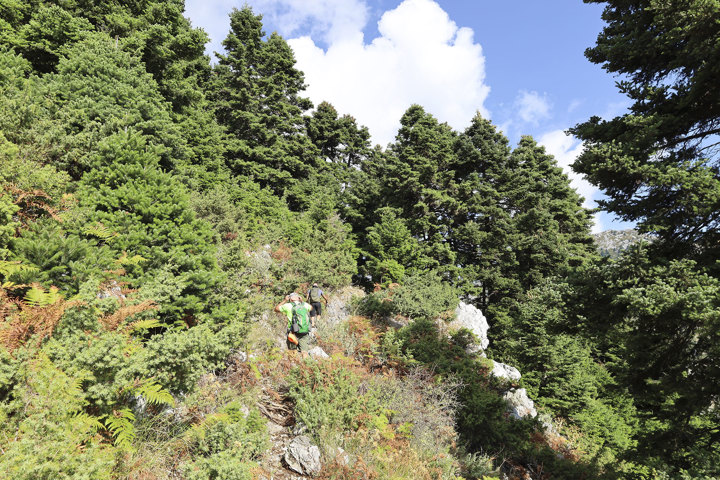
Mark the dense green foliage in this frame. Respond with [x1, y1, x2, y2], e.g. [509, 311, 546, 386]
[1, 0, 718, 478]
[572, 0, 720, 263]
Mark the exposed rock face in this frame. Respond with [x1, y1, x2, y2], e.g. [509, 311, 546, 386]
[491, 361, 522, 382]
[503, 388, 537, 419]
[284, 435, 321, 476]
[324, 286, 365, 327]
[449, 301, 489, 351]
[593, 229, 653, 258]
[307, 346, 329, 359]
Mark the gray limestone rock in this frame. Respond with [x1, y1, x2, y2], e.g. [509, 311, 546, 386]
[284, 435, 321, 476]
[503, 388, 537, 419]
[450, 302, 489, 351]
[490, 361, 522, 382]
[308, 346, 329, 359]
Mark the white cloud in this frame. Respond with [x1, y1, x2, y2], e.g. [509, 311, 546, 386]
[538, 129, 603, 233]
[185, 0, 490, 147]
[567, 99, 582, 113]
[288, 0, 490, 146]
[515, 90, 552, 125]
[250, 0, 369, 44]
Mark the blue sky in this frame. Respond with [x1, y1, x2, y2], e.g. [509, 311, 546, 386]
[184, 0, 634, 232]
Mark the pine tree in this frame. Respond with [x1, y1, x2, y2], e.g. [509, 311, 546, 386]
[77, 131, 221, 322]
[354, 105, 457, 273]
[507, 136, 595, 291]
[5, 32, 185, 180]
[0, 1, 228, 190]
[451, 114, 518, 307]
[306, 101, 373, 172]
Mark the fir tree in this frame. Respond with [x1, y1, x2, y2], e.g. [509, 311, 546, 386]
[571, 0, 720, 263]
[212, 6, 318, 198]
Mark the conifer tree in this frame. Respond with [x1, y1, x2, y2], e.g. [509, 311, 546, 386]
[355, 105, 457, 272]
[451, 114, 518, 307]
[507, 136, 595, 290]
[77, 131, 222, 322]
[571, 0, 720, 264]
[306, 101, 373, 172]
[0, 1, 228, 190]
[4, 32, 185, 180]
[212, 6, 318, 197]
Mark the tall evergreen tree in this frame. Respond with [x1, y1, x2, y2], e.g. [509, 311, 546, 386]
[212, 6, 318, 197]
[451, 114, 518, 307]
[571, 0, 720, 263]
[508, 136, 595, 290]
[359, 105, 458, 271]
[9, 32, 185, 180]
[0, 0, 228, 190]
[306, 101, 373, 172]
[566, 246, 720, 473]
[76, 131, 222, 322]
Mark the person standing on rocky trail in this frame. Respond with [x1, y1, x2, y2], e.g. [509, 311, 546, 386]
[275, 292, 313, 357]
[306, 283, 328, 327]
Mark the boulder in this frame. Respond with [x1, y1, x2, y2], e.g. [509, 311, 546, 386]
[490, 361, 522, 382]
[284, 435, 321, 476]
[324, 286, 365, 328]
[449, 302, 489, 351]
[307, 346, 329, 359]
[503, 388, 537, 419]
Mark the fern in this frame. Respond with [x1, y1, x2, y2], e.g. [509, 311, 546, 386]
[127, 318, 162, 333]
[73, 412, 105, 433]
[82, 222, 118, 241]
[133, 378, 176, 408]
[104, 408, 136, 449]
[0, 260, 38, 279]
[23, 285, 62, 307]
[115, 251, 146, 266]
[119, 377, 175, 409]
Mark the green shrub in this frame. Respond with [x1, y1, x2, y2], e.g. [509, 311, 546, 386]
[182, 450, 256, 480]
[461, 450, 497, 479]
[360, 270, 458, 321]
[0, 356, 114, 480]
[186, 403, 267, 459]
[181, 402, 266, 480]
[287, 358, 381, 434]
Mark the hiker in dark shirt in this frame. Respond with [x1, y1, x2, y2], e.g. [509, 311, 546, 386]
[306, 283, 328, 326]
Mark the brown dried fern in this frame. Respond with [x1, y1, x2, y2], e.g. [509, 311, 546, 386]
[98, 300, 157, 331]
[3, 184, 61, 224]
[0, 287, 80, 353]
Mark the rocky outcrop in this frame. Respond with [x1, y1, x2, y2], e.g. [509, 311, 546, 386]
[97, 280, 125, 300]
[284, 435, 322, 476]
[593, 229, 653, 258]
[448, 302, 539, 423]
[449, 301, 489, 353]
[503, 388, 537, 419]
[307, 346, 329, 359]
[324, 286, 365, 328]
[491, 361, 521, 382]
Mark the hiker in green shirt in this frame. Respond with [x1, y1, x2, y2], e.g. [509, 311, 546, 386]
[274, 292, 314, 356]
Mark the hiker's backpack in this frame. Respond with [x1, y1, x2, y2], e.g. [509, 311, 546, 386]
[290, 303, 310, 334]
[308, 287, 322, 303]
